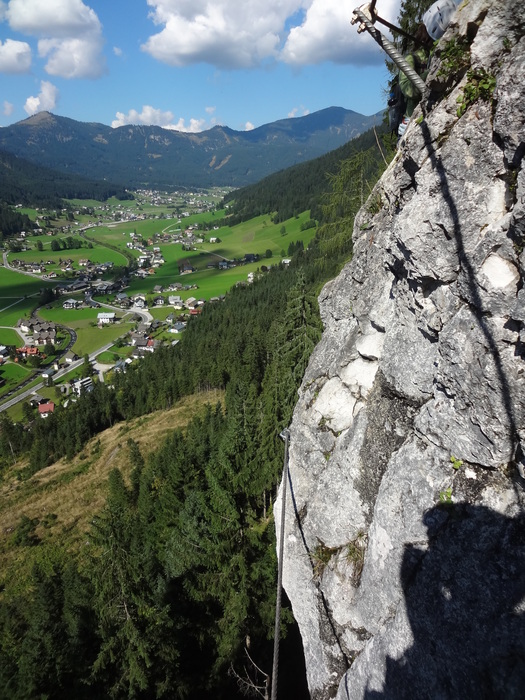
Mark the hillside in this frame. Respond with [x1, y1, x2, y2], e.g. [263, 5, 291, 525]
[223, 124, 391, 224]
[0, 148, 131, 208]
[0, 392, 223, 589]
[0, 107, 383, 189]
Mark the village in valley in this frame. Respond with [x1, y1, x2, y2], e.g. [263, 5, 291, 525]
[0, 187, 309, 420]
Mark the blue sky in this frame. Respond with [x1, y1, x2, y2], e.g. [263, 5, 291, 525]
[0, 0, 401, 132]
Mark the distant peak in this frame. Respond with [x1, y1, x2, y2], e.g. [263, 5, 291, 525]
[22, 111, 56, 126]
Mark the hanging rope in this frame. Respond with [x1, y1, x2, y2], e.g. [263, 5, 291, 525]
[271, 428, 290, 700]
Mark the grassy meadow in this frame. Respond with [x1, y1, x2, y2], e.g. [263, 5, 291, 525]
[13, 240, 128, 268]
[0, 361, 33, 389]
[0, 267, 54, 327]
[35, 306, 135, 356]
[0, 328, 24, 346]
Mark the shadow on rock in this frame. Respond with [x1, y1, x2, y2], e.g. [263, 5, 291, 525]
[365, 504, 525, 699]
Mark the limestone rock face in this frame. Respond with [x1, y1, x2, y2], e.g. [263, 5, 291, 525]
[275, 1, 525, 697]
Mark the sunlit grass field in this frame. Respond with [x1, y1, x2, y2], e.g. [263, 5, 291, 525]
[35, 308, 134, 356]
[0, 201, 316, 339]
[11, 242, 128, 267]
[0, 328, 24, 346]
[0, 362, 34, 398]
[0, 267, 54, 326]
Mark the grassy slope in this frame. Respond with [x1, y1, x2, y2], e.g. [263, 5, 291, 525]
[0, 389, 224, 594]
[0, 328, 24, 346]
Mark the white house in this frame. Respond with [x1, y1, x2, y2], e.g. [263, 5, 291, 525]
[72, 377, 94, 395]
[64, 351, 77, 364]
[97, 312, 116, 324]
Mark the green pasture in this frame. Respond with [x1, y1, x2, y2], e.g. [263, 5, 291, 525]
[65, 319, 131, 356]
[121, 250, 216, 294]
[1, 204, 316, 332]
[117, 212, 316, 301]
[96, 350, 119, 364]
[68, 198, 116, 209]
[90, 208, 226, 246]
[136, 260, 275, 302]
[187, 263, 271, 298]
[80, 211, 314, 297]
[148, 307, 177, 321]
[11, 243, 128, 268]
[38, 304, 134, 355]
[39, 304, 101, 324]
[0, 267, 52, 296]
[104, 219, 176, 239]
[17, 207, 40, 219]
[84, 226, 139, 252]
[182, 209, 226, 228]
[5, 400, 24, 423]
[210, 211, 314, 258]
[0, 298, 40, 327]
[0, 267, 54, 326]
[97, 346, 132, 363]
[0, 361, 34, 396]
[0, 328, 24, 346]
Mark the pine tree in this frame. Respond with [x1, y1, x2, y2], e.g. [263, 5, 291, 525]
[90, 469, 178, 698]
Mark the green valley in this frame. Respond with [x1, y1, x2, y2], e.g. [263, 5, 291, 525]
[0, 117, 394, 699]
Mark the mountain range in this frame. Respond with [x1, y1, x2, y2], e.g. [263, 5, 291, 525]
[0, 107, 383, 190]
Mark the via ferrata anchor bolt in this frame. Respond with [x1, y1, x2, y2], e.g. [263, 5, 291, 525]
[351, 2, 377, 33]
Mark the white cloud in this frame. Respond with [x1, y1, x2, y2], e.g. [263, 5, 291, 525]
[3, 100, 14, 116]
[24, 80, 59, 115]
[288, 106, 309, 118]
[141, 0, 401, 69]
[244, 121, 255, 131]
[111, 105, 206, 133]
[205, 106, 216, 115]
[0, 38, 31, 73]
[5, 0, 106, 78]
[281, 0, 401, 66]
[172, 117, 206, 133]
[142, 0, 299, 68]
[0, 1, 6, 21]
[38, 35, 105, 78]
[113, 46, 122, 57]
[7, 0, 100, 37]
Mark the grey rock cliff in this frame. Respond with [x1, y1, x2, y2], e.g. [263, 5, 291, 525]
[275, 1, 525, 697]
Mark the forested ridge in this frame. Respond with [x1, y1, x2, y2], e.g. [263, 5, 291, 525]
[0, 125, 395, 698]
[222, 124, 391, 225]
[0, 148, 132, 212]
